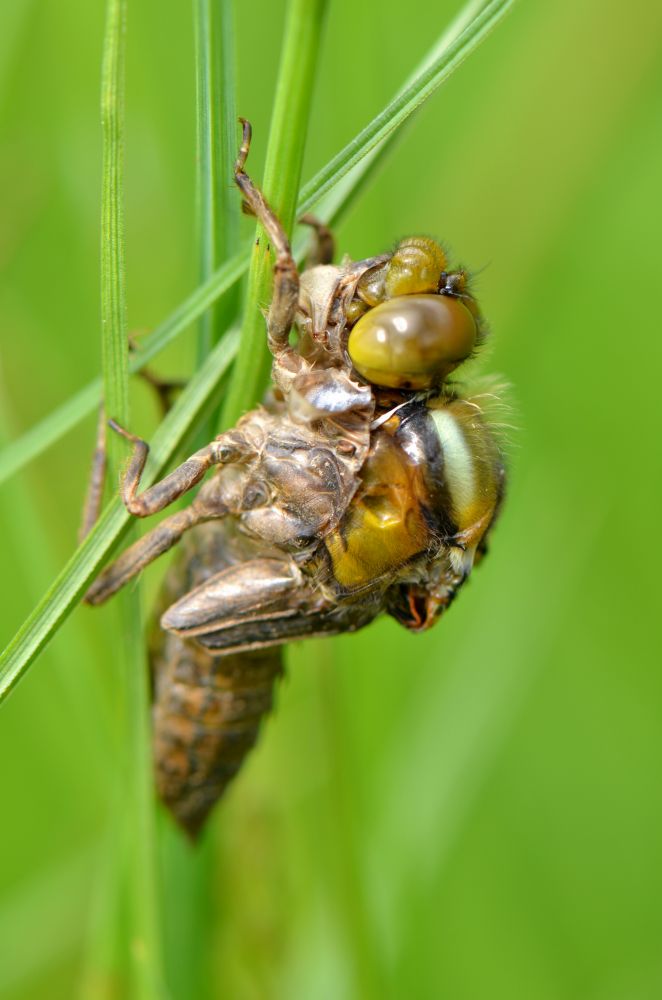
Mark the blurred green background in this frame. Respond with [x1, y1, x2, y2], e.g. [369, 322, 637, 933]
[2, 1, 662, 998]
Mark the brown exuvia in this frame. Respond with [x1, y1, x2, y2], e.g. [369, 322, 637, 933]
[86, 120, 506, 835]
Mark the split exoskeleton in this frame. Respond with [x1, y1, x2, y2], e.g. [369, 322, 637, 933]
[87, 120, 506, 835]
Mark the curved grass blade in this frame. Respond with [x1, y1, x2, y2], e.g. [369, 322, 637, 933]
[0, 0, 515, 486]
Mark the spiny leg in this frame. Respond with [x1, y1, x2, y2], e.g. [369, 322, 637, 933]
[300, 213, 335, 267]
[233, 118, 300, 361]
[85, 421, 250, 602]
[138, 368, 185, 416]
[79, 344, 184, 543]
[79, 403, 107, 542]
[238, 205, 335, 267]
[87, 122, 304, 604]
[108, 419, 243, 517]
[85, 498, 217, 605]
[129, 336, 185, 416]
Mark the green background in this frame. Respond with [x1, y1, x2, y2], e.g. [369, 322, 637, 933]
[1, 1, 662, 997]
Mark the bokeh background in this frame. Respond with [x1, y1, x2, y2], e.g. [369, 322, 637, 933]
[2, 1, 662, 997]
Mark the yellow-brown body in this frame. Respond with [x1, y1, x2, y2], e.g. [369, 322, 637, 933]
[87, 125, 507, 834]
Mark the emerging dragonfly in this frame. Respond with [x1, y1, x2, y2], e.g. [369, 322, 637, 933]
[87, 120, 506, 836]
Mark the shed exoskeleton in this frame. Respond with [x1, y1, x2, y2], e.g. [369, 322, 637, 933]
[87, 120, 506, 835]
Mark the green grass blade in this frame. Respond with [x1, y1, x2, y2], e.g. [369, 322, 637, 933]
[220, 0, 329, 426]
[98, 4, 166, 995]
[194, 0, 239, 370]
[297, 0, 515, 215]
[0, 329, 238, 704]
[194, 0, 217, 366]
[194, 0, 239, 448]
[160, 822, 216, 1000]
[122, 595, 165, 1000]
[100, 0, 129, 450]
[161, 5, 239, 999]
[0, 0, 513, 479]
[311, 0, 495, 227]
[213, 0, 240, 298]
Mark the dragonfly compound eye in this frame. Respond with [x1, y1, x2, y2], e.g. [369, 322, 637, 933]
[384, 237, 447, 297]
[347, 293, 477, 390]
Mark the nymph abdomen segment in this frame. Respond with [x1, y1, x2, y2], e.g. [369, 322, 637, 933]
[152, 632, 282, 837]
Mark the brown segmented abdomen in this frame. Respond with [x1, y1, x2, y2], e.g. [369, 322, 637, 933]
[151, 629, 281, 837]
[149, 520, 284, 837]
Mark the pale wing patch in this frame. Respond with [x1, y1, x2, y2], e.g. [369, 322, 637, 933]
[430, 408, 476, 516]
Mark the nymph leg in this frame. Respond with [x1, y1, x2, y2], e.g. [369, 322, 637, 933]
[137, 368, 185, 415]
[85, 420, 252, 602]
[108, 420, 244, 517]
[79, 342, 184, 542]
[85, 498, 218, 605]
[233, 119, 299, 362]
[79, 403, 107, 542]
[300, 213, 335, 267]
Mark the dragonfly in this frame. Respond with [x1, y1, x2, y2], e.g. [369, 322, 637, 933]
[86, 119, 506, 836]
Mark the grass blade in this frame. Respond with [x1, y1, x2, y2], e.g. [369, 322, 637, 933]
[0, 0, 513, 484]
[311, 0, 496, 227]
[220, 0, 329, 426]
[161, 5, 239, 1000]
[121, 593, 165, 1000]
[96, 3, 166, 995]
[194, 0, 239, 371]
[100, 0, 129, 450]
[0, 329, 238, 704]
[194, 0, 218, 366]
[297, 0, 514, 214]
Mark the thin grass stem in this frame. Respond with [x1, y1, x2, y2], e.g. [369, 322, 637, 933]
[160, 4, 239, 998]
[194, 0, 240, 369]
[220, 0, 329, 426]
[97, 1, 166, 995]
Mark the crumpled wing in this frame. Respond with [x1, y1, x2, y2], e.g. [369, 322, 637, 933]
[160, 549, 382, 654]
[149, 520, 381, 835]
